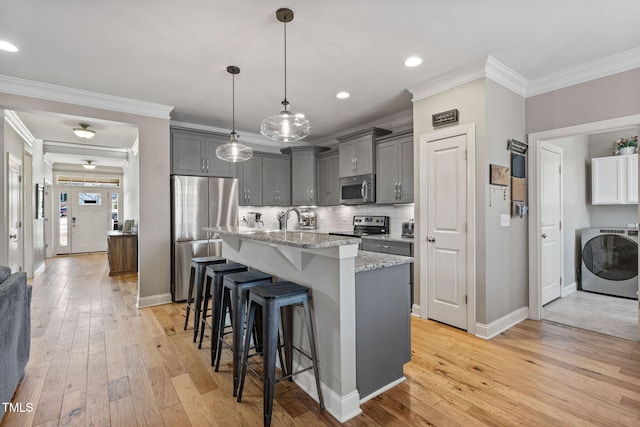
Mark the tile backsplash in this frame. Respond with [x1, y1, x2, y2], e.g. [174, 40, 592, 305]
[239, 204, 414, 236]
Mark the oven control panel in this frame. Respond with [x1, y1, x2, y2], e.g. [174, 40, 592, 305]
[353, 215, 388, 226]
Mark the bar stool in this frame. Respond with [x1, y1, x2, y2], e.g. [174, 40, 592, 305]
[198, 262, 248, 360]
[237, 281, 324, 427]
[183, 256, 226, 342]
[214, 270, 273, 397]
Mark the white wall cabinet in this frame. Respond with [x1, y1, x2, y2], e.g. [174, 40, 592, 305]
[376, 130, 413, 204]
[337, 127, 391, 178]
[592, 154, 637, 205]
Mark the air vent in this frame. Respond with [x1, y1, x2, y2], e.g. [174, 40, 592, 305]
[628, 230, 638, 236]
[599, 229, 625, 234]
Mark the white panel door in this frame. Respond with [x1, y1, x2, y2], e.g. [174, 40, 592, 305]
[71, 188, 109, 253]
[540, 142, 563, 305]
[8, 155, 23, 272]
[426, 134, 467, 330]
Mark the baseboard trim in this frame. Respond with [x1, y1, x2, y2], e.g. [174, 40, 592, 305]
[561, 282, 578, 297]
[360, 376, 406, 404]
[475, 306, 528, 340]
[293, 368, 362, 423]
[411, 304, 421, 317]
[136, 293, 172, 309]
[33, 263, 46, 277]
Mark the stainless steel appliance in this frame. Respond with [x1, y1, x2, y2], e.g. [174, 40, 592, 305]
[339, 173, 375, 204]
[299, 210, 317, 230]
[581, 227, 638, 299]
[171, 176, 238, 301]
[402, 220, 414, 238]
[329, 215, 390, 237]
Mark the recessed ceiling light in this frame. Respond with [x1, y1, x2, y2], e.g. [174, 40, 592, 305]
[404, 56, 422, 67]
[0, 41, 18, 53]
[336, 91, 350, 99]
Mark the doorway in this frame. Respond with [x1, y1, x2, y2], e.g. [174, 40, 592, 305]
[8, 154, 23, 272]
[528, 115, 640, 340]
[419, 123, 476, 334]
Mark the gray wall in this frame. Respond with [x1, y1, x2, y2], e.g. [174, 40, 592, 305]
[526, 68, 640, 134]
[413, 78, 491, 322]
[1, 93, 171, 303]
[484, 79, 528, 323]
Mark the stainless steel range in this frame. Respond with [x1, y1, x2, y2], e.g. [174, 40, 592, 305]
[329, 215, 390, 237]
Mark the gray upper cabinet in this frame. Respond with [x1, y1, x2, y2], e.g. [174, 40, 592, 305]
[337, 127, 391, 177]
[262, 155, 291, 206]
[236, 156, 263, 206]
[283, 146, 329, 206]
[317, 151, 340, 206]
[171, 128, 234, 177]
[376, 130, 414, 204]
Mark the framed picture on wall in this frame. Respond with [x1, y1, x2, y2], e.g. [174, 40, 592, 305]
[490, 164, 509, 186]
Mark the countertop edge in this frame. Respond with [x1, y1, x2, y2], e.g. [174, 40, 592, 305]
[355, 250, 414, 273]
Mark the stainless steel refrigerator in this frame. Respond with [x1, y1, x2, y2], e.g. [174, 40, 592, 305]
[171, 176, 238, 301]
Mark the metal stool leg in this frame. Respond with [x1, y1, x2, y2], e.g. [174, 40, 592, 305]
[303, 300, 324, 409]
[214, 286, 232, 371]
[261, 300, 280, 427]
[236, 301, 256, 402]
[183, 266, 195, 330]
[198, 273, 213, 348]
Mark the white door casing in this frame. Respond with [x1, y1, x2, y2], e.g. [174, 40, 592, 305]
[8, 154, 23, 272]
[539, 143, 563, 306]
[419, 123, 476, 334]
[527, 115, 640, 325]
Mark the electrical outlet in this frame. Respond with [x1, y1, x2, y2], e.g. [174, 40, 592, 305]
[500, 214, 510, 227]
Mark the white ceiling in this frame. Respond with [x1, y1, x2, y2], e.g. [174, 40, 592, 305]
[2, 1, 640, 167]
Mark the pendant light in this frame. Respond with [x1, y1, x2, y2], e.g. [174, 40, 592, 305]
[260, 8, 310, 143]
[216, 66, 253, 162]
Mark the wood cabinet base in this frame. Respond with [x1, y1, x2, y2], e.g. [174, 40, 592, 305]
[107, 232, 138, 276]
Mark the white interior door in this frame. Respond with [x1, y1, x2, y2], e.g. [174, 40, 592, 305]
[426, 134, 468, 330]
[70, 188, 109, 253]
[540, 142, 563, 305]
[8, 154, 23, 272]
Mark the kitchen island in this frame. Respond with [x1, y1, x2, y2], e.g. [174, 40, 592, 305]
[204, 227, 413, 422]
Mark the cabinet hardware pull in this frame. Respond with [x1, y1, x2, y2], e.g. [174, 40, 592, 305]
[398, 182, 402, 200]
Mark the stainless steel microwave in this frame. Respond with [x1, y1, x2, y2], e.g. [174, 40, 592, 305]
[339, 174, 375, 204]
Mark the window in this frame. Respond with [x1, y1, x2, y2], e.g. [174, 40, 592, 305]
[79, 192, 102, 206]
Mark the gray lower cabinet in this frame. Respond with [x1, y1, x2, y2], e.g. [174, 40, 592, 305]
[376, 130, 413, 203]
[262, 155, 291, 206]
[236, 156, 263, 206]
[171, 128, 234, 177]
[355, 264, 411, 399]
[317, 151, 340, 205]
[361, 237, 415, 306]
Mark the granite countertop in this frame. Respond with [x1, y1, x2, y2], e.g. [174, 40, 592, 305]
[204, 227, 360, 249]
[359, 234, 415, 244]
[355, 250, 414, 273]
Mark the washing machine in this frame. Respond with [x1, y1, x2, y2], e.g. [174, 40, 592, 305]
[581, 227, 638, 299]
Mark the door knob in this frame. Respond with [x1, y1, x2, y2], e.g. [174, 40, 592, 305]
[9, 234, 17, 239]
[427, 236, 436, 242]
[541, 233, 547, 239]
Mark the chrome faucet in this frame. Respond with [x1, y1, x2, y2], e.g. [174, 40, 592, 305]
[282, 207, 302, 232]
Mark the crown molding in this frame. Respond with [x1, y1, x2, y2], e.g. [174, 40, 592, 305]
[4, 109, 35, 147]
[485, 56, 528, 96]
[526, 47, 640, 97]
[0, 75, 174, 119]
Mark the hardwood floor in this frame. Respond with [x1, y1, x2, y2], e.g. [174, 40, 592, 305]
[2, 253, 639, 426]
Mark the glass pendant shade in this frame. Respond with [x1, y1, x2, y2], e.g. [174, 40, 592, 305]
[261, 105, 310, 143]
[216, 132, 252, 162]
[216, 66, 253, 162]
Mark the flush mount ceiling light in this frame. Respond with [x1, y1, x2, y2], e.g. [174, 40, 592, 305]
[403, 56, 423, 67]
[83, 160, 96, 170]
[216, 66, 253, 163]
[73, 123, 96, 140]
[260, 8, 310, 143]
[336, 91, 350, 99]
[0, 41, 18, 52]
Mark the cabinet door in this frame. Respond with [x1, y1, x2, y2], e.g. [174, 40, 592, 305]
[592, 157, 623, 204]
[317, 157, 330, 206]
[244, 156, 263, 206]
[353, 135, 374, 175]
[275, 157, 291, 206]
[376, 141, 399, 204]
[171, 130, 204, 175]
[292, 151, 316, 205]
[328, 155, 341, 205]
[398, 138, 414, 203]
[203, 137, 234, 177]
[339, 141, 356, 177]
[262, 157, 278, 205]
[626, 155, 638, 204]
